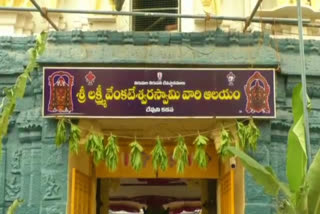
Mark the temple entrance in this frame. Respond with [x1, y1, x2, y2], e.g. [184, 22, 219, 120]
[96, 178, 217, 214]
[68, 119, 240, 214]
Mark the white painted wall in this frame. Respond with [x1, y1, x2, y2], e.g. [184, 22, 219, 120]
[0, 0, 319, 36]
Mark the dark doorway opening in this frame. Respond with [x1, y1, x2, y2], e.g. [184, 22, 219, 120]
[96, 178, 217, 214]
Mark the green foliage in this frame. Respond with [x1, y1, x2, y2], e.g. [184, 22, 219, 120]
[173, 136, 189, 174]
[69, 122, 81, 154]
[306, 149, 320, 214]
[218, 128, 233, 160]
[287, 83, 307, 193]
[85, 133, 105, 165]
[55, 119, 67, 147]
[227, 146, 291, 197]
[0, 32, 47, 158]
[246, 119, 260, 151]
[227, 83, 319, 214]
[193, 134, 209, 169]
[151, 137, 168, 172]
[104, 134, 119, 171]
[236, 121, 246, 149]
[236, 119, 260, 151]
[129, 140, 144, 172]
[6, 199, 24, 214]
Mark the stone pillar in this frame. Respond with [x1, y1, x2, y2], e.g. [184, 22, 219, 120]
[29, 144, 41, 212]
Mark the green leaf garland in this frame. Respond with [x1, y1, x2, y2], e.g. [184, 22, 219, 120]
[193, 134, 209, 169]
[218, 128, 233, 160]
[69, 122, 81, 154]
[236, 119, 260, 152]
[151, 137, 168, 172]
[129, 140, 144, 172]
[173, 135, 189, 174]
[247, 119, 260, 151]
[0, 32, 47, 158]
[55, 119, 66, 147]
[104, 134, 119, 171]
[236, 121, 246, 149]
[85, 133, 105, 165]
[53, 118, 261, 175]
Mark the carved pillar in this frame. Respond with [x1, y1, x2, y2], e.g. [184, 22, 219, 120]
[30, 145, 41, 210]
[15, 108, 44, 213]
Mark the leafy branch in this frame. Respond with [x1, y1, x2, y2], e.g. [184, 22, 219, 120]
[0, 32, 48, 158]
[226, 84, 318, 214]
[85, 133, 105, 165]
[69, 122, 81, 154]
[173, 135, 189, 174]
[104, 134, 119, 172]
[193, 134, 209, 169]
[130, 139, 144, 172]
[218, 127, 233, 160]
[55, 119, 67, 147]
[237, 118, 260, 151]
[151, 137, 168, 172]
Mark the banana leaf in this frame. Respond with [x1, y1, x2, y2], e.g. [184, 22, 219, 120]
[286, 83, 307, 193]
[227, 146, 291, 197]
[306, 149, 320, 214]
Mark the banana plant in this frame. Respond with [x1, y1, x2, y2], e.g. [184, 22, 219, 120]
[227, 83, 319, 213]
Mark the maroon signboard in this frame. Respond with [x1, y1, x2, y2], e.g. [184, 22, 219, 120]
[42, 67, 276, 118]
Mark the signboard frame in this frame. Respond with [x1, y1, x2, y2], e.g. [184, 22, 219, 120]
[42, 67, 276, 119]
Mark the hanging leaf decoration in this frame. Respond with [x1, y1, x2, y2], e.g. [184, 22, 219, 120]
[247, 119, 260, 151]
[151, 137, 168, 172]
[236, 121, 246, 149]
[69, 122, 81, 154]
[129, 140, 144, 172]
[193, 134, 209, 169]
[0, 32, 47, 158]
[236, 119, 260, 152]
[218, 128, 233, 160]
[173, 135, 189, 174]
[55, 119, 66, 147]
[85, 133, 105, 164]
[105, 134, 119, 171]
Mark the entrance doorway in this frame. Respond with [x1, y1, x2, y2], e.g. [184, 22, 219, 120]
[96, 178, 217, 214]
[68, 119, 240, 214]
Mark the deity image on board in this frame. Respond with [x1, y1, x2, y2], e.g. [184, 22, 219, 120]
[47, 71, 74, 113]
[244, 71, 271, 114]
